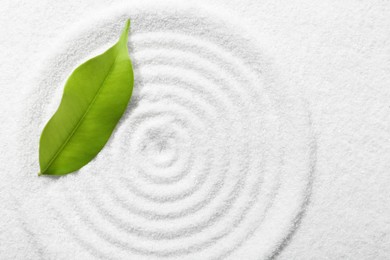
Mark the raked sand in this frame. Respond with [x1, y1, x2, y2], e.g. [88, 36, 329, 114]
[1, 0, 389, 259]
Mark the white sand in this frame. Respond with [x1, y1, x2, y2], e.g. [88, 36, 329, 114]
[1, 0, 389, 259]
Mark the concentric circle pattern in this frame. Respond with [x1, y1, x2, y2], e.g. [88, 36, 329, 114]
[21, 3, 315, 260]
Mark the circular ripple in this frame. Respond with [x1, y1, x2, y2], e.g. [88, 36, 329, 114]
[20, 2, 315, 260]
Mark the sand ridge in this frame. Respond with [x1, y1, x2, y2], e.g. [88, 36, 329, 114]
[19, 2, 315, 259]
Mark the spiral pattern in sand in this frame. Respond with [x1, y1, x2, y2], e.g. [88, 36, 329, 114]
[20, 3, 315, 260]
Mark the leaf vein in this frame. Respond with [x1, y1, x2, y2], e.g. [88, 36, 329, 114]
[40, 55, 119, 174]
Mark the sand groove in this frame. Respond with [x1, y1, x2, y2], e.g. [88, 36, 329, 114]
[21, 3, 315, 260]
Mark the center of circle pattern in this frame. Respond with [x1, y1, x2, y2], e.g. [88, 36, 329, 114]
[23, 5, 314, 260]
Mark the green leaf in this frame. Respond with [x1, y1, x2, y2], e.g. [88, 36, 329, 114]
[38, 19, 133, 176]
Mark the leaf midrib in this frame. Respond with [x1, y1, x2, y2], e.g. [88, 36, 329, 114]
[40, 55, 119, 174]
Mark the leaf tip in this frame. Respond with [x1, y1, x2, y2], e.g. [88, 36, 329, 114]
[123, 19, 130, 37]
[118, 19, 131, 47]
[125, 19, 130, 31]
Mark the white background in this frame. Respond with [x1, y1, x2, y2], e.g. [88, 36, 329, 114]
[1, 0, 389, 259]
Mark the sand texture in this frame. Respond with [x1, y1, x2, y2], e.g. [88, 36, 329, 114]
[0, 0, 389, 259]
